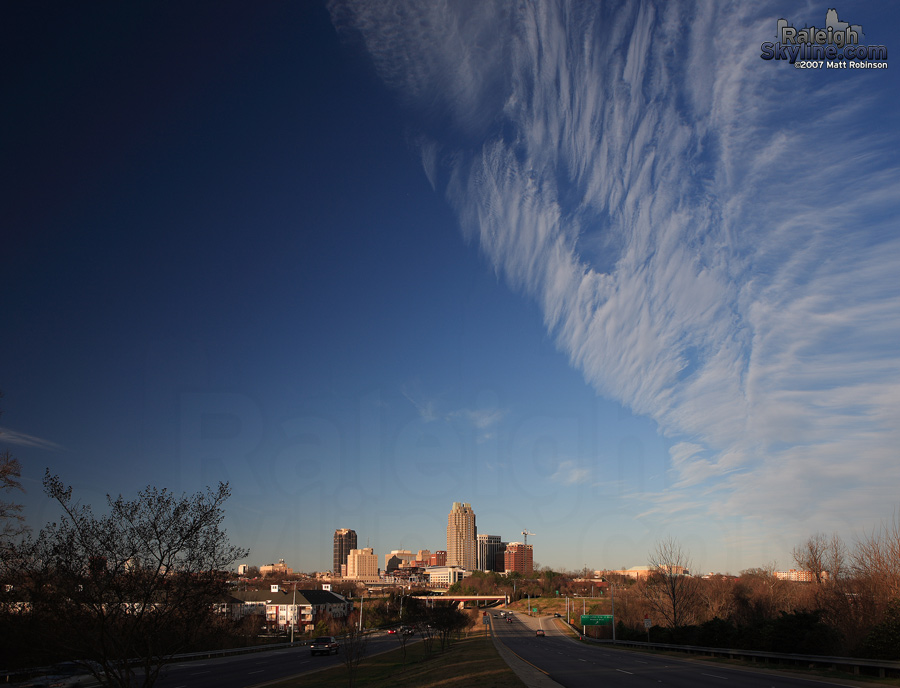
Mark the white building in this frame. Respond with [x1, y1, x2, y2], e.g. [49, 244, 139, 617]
[347, 547, 380, 582]
[426, 566, 471, 588]
[224, 587, 350, 632]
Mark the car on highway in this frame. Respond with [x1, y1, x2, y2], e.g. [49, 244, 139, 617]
[310, 636, 340, 656]
[553, 612, 561, 617]
[535, 629, 545, 637]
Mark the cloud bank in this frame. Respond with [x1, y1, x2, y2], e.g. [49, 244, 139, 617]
[330, 1, 900, 535]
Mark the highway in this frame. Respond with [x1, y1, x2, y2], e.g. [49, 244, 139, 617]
[152, 633, 401, 688]
[492, 611, 872, 688]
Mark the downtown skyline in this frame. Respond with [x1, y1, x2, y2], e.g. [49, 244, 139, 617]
[3, 2, 899, 576]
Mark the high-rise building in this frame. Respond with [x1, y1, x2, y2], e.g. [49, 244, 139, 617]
[446, 502, 477, 570]
[477, 534, 503, 572]
[333, 528, 357, 576]
[346, 547, 379, 581]
[504, 542, 533, 574]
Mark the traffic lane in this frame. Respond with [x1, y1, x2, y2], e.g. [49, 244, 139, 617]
[153, 633, 401, 688]
[496, 618, 868, 688]
[154, 645, 329, 688]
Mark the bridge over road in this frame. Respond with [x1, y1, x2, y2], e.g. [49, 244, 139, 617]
[411, 594, 507, 606]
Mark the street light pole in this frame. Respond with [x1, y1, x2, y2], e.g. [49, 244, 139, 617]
[611, 583, 616, 642]
[291, 581, 297, 644]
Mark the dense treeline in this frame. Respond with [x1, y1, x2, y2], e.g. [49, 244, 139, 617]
[449, 518, 900, 660]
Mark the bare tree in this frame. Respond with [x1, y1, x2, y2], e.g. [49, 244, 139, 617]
[18, 473, 247, 688]
[793, 532, 846, 585]
[0, 450, 25, 555]
[0, 393, 27, 559]
[643, 536, 699, 628]
[793, 533, 829, 585]
[854, 509, 900, 604]
[429, 602, 468, 650]
[340, 626, 368, 688]
[393, 624, 414, 660]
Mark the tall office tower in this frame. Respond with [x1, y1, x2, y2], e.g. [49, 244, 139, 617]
[503, 542, 534, 574]
[333, 528, 357, 576]
[476, 534, 503, 572]
[446, 502, 477, 570]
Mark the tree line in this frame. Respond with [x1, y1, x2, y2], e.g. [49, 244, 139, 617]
[620, 527, 900, 659]
[448, 528, 900, 660]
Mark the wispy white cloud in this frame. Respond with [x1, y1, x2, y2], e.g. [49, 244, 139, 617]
[331, 1, 900, 544]
[401, 383, 506, 442]
[550, 460, 591, 486]
[447, 407, 505, 431]
[400, 385, 439, 423]
[0, 427, 62, 451]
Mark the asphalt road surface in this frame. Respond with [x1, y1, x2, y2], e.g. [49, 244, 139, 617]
[493, 612, 873, 688]
[151, 633, 402, 688]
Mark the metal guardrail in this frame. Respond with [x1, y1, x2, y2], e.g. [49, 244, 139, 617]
[582, 636, 900, 679]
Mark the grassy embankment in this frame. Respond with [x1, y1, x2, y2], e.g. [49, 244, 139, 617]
[267, 627, 527, 688]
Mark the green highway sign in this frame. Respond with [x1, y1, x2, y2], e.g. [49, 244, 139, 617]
[580, 614, 613, 626]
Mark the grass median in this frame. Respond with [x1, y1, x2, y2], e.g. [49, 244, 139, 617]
[269, 629, 527, 688]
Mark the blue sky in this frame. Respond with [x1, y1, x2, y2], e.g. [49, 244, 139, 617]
[3, 1, 898, 575]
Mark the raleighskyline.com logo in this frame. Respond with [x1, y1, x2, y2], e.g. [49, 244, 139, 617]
[761, 8, 888, 69]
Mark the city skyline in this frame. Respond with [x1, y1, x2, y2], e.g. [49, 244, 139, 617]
[3, 2, 898, 576]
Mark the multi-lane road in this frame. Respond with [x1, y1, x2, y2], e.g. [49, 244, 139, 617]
[492, 611, 875, 688]
[152, 633, 401, 688]
[119, 614, 878, 688]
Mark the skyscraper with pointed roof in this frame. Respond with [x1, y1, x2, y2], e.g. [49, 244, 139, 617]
[446, 502, 476, 570]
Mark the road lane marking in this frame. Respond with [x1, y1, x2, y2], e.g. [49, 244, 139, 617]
[616, 669, 634, 674]
[701, 673, 729, 679]
[248, 670, 265, 674]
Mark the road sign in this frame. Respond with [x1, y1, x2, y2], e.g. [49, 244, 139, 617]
[580, 614, 613, 626]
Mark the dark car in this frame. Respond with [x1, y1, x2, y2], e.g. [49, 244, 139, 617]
[310, 636, 340, 656]
[535, 629, 545, 637]
[553, 612, 561, 617]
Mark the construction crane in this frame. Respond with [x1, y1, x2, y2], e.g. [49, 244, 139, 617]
[522, 530, 535, 547]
